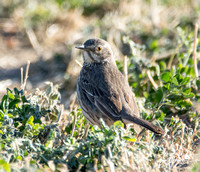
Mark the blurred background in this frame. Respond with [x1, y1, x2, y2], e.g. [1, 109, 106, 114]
[0, 0, 199, 108]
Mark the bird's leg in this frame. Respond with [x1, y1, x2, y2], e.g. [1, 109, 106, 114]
[83, 122, 90, 139]
[123, 122, 127, 129]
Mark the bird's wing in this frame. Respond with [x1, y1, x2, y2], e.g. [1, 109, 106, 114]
[79, 78, 122, 121]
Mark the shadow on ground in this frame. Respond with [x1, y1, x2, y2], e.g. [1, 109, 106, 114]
[0, 51, 78, 108]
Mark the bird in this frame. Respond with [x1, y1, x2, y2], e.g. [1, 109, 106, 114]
[75, 38, 164, 135]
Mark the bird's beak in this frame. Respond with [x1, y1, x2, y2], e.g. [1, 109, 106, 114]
[75, 45, 87, 50]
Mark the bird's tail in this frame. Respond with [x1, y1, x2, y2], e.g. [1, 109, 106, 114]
[123, 114, 164, 135]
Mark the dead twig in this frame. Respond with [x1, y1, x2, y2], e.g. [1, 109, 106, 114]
[20, 67, 23, 89]
[75, 59, 83, 67]
[83, 122, 90, 139]
[151, 49, 184, 62]
[21, 61, 30, 91]
[56, 104, 64, 123]
[147, 70, 158, 90]
[123, 55, 128, 81]
[70, 92, 77, 112]
[193, 24, 199, 78]
[26, 28, 42, 56]
[167, 43, 182, 69]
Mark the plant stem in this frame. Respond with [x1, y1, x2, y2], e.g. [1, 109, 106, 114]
[147, 70, 158, 89]
[123, 55, 128, 81]
[193, 24, 199, 78]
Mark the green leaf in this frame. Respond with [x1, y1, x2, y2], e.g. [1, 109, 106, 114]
[159, 61, 166, 71]
[180, 77, 190, 85]
[150, 39, 158, 49]
[172, 77, 178, 86]
[123, 136, 136, 142]
[163, 83, 170, 90]
[196, 79, 200, 88]
[184, 93, 195, 98]
[0, 143, 5, 149]
[16, 155, 22, 161]
[7, 89, 15, 100]
[177, 100, 193, 108]
[13, 88, 20, 95]
[183, 88, 191, 94]
[154, 88, 163, 103]
[191, 162, 200, 172]
[8, 98, 21, 109]
[24, 151, 28, 156]
[132, 82, 137, 88]
[21, 96, 28, 103]
[161, 72, 171, 82]
[65, 124, 72, 134]
[7, 113, 13, 118]
[27, 116, 34, 126]
[143, 91, 148, 98]
[0, 159, 11, 172]
[114, 121, 124, 128]
[0, 110, 4, 121]
[0, 95, 7, 112]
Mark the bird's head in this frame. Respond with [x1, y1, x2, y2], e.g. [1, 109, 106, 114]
[76, 38, 114, 64]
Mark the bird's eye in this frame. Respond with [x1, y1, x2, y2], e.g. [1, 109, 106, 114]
[96, 47, 101, 51]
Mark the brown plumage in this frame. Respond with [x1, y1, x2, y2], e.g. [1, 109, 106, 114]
[76, 38, 164, 135]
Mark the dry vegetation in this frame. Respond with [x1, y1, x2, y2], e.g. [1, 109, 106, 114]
[0, 0, 200, 171]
